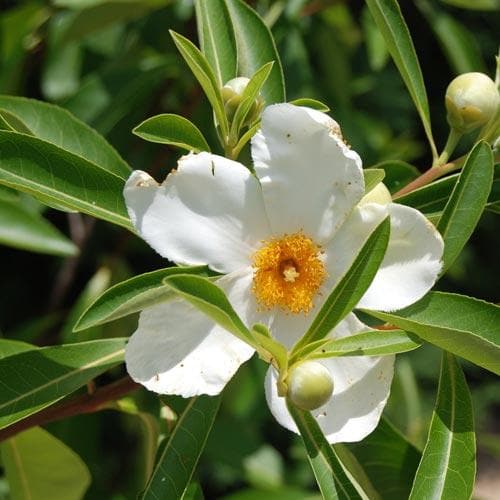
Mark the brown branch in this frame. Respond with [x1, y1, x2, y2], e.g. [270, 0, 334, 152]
[0, 376, 140, 443]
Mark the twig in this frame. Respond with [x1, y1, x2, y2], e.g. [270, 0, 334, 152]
[0, 376, 140, 442]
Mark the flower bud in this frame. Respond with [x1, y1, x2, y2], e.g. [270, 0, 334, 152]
[445, 72, 500, 133]
[359, 182, 392, 206]
[221, 77, 264, 124]
[287, 361, 334, 411]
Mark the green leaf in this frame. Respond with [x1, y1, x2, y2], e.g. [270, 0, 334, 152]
[288, 98, 330, 112]
[304, 329, 422, 360]
[170, 30, 229, 139]
[224, 0, 286, 104]
[439, 0, 500, 10]
[163, 274, 256, 347]
[0, 340, 36, 360]
[0, 339, 126, 430]
[0, 96, 130, 179]
[347, 418, 421, 499]
[294, 217, 390, 350]
[0, 109, 33, 134]
[363, 168, 386, 194]
[141, 395, 221, 500]
[74, 266, 211, 332]
[363, 292, 500, 375]
[409, 353, 475, 499]
[133, 114, 211, 152]
[365, 0, 437, 159]
[0, 198, 78, 256]
[371, 160, 419, 194]
[195, 0, 237, 86]
[1, 427, 91, 500]
[287, 403, 368, 499]
[0, 131, 133, 230]
[437, 141, 493, 274]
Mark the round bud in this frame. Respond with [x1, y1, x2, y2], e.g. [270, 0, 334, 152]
[445, 72, 500, 133]
[221, 77, 264, 124]
[287, 361, 334, 411]
[359, 182, 392, 206]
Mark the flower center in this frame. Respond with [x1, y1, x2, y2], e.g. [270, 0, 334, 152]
[252, 232, 326, 314]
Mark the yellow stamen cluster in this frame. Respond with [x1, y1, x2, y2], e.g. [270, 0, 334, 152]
[252, 232, 326, 314]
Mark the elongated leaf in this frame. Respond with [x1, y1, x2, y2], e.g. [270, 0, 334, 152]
[347, 417, 421, 499]
[287, 403, 368, 499]
[0, 198, 77, 256]
[170, 30, 229, 139]
[0, 109, 32, 134]
[0, 96, 130, 179]
[1, 427, 91, 500]
[288, 98, 330, 112]
[0, 339, 126, 429]
[294, 217, 390, 350]
[440, 0, 500, 10]
[195, 0, 237, 85]
[0, 340, 36, 360]
[363, 292, 500, 375]
[224, 0, 285, 104]
[133, 114, 211, 152]
[363, 168, 386, 194]
[306, 329, 422, 360]
[437, 142, 493, 273]
[373, 160, 419, 194]
[365, 0, 437, 158]
[163, 274, 255, 347]
[142, 395, 221, 500]
[0, 131, 132, 230]
[74, 266, 211, 332]
[409, 353, 475, 499]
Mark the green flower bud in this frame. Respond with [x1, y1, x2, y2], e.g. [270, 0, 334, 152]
[359, 182, 392, 206]
[221, 77, 264, 124]
[445, 72, 500, 133]
[287, 361, 334, 411]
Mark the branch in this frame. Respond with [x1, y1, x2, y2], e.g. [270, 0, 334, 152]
[0, 376, 140, 442]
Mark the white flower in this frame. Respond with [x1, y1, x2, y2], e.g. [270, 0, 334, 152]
[124, 103, 444, 443]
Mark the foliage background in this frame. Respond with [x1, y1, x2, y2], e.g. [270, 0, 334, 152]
[0, 0, 499, 498]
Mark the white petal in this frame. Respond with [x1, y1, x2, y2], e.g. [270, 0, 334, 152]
[125, 272, 255, 397]
[251, 103, 364, 242]
[265, 314, 394, 443]
[124, 152, 270, 273]
[357, 203, 444, 311]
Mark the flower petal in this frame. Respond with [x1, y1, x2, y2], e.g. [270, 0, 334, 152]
[125, 272, 255, 397]
[265, 314, 394, 443]
[251, 103, 364, 242]
[357, 203, 444, 311]
[124, 152, 270, 273]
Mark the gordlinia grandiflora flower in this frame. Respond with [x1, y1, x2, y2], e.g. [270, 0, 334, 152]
[124, 104, 443, 443]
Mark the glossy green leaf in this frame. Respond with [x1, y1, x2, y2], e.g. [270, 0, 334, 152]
[142, 395, 221, 500]
[417, 0, 485, 74]
[224, 0, 286, 104]
[0, 109, 32, 134]
[163, 274, 256, 347]
[0, 96, 130, 179]
[437, 142, 493, 274]
[294, 217, 390, 350]
[133, 114, 211, 152]
[363, 292, 500, 375]
[365, 0, 437, 159]
[0, 338, 126, 429]
[170, 30, 229, 139]
[1, 427, 91, 500]
[0, 131, 133, 230]
[347, 418, 421, 499]
[288, 98, 330, 112]
[74, 266, 211, 332]
[0, 340, 36, 360]
[363, 168, 386, 194]
[372, 160, 420, 193]
[305, 329, 422, 360]
[409, 353, 475, 499]
[0, 198, 78, 256]
[287, 403, 368, 499]
[195, 0, 237, 85]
